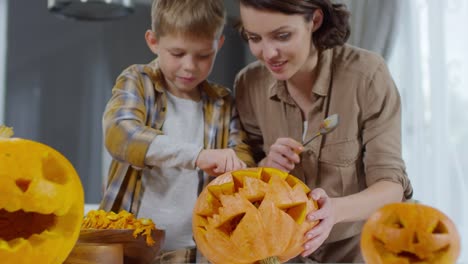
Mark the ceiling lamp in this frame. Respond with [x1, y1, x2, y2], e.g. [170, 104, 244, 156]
[48, 0, 135, 21]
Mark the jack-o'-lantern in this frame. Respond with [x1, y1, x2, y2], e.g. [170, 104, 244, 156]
[193, 167, 318, 264]
[0, 126, 84, 264]
[361, 202, 460, 264]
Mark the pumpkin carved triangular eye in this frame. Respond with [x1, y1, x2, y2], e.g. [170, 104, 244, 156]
[383, 213, 404, 229]
[432, 220, 448, 234]
[42, 152, 69, 185]
[217, 213, 246, 237]
[281, 202, 307, 224]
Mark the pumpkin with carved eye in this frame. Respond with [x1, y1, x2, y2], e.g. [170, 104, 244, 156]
[361, 203, 460, 264]
[192, 167, 318, 264]
[0, 126, 84, 264]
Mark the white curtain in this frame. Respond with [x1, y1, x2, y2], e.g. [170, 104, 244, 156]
[0, 0, 7, 124]
[338, 0, 401, 60]
[339, 0, 467, 260]
[388, 0, 468, 261]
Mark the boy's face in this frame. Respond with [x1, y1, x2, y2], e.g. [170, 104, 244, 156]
[146, 31, 224, 100]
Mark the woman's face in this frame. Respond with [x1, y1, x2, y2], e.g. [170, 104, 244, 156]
[240, 4, 316, 80]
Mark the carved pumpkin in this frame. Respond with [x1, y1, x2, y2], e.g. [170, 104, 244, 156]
[361, 202, 461, 264]
[0, 126, 84, 264]
[192, 167, 318, 264]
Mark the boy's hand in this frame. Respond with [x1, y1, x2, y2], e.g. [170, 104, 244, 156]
[196, 149, 246, 176]
[259, 137, 303, 172]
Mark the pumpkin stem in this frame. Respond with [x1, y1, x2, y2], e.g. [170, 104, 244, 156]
[0, 125, 14, 138]
[259, 257, 281, 264]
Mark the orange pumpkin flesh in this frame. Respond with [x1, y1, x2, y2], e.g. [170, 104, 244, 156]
[0, 127, 84, 264]
[361, 203, 461, 264]
[193, 167, 318, 264]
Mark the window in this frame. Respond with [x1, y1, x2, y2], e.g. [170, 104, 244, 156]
[389, 0, 468, 260]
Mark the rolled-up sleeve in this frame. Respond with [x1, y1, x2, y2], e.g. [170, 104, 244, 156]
[103, 69, 161, 168]
[228, 99, 256, 167]
[361, 61, 413, 199]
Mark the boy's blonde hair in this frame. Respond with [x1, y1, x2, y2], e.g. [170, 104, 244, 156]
[151, 0, 226, 39]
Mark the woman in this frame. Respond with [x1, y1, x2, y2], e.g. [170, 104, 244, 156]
[234, 0, 413, 262]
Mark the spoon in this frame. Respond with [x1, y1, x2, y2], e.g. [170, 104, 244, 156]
[302, 114, 339, 147]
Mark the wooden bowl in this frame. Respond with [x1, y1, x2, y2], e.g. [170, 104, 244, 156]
[65, 243, 124, 264]
[65, 229, 165, 264]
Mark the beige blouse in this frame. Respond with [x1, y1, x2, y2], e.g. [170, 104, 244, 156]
[234, 44, 413, 243]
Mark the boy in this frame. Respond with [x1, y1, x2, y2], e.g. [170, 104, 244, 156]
[100, 0, 254, 262]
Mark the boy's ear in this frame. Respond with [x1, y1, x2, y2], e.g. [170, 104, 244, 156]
[217, 35, 225, 50]
[145, 30, 159, 54]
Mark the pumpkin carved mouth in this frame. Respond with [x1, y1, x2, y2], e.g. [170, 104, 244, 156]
[372, 236, 451, 263]
[371, 214, 452, 262]
[0, 209, 57, 241]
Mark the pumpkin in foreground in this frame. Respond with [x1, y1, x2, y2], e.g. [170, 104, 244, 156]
[193, 167, 318, 264]
[0, 126, 85, 264]
[361, 202, 460, 264]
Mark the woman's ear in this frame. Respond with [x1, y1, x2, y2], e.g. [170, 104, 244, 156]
[311, 9, 324, 32]
[145, 30, 159, 54]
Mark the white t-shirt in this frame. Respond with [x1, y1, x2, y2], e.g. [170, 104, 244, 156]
[138, 91, 204, 250]
[303, 121, 308, 142]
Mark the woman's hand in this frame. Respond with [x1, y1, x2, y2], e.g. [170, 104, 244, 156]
[301, 188, 336, 257]
[259, 137, 303, 172]
[196, 149, 246, 176]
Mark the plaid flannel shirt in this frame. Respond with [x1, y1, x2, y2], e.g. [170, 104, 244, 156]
[99, 59, 254, 215]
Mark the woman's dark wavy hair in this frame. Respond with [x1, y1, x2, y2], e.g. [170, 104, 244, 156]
[238, 0, 351, 50]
